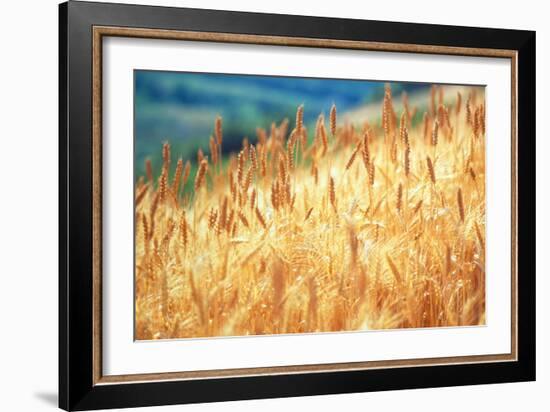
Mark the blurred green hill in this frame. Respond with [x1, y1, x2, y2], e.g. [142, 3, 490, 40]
[135, 70, 427, 179]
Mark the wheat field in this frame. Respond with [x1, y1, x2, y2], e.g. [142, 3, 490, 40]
[135, 84, 486, 340]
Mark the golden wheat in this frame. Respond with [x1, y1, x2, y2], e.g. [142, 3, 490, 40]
[135, 84, 486, 340]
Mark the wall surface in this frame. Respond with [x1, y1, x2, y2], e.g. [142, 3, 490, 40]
[0, 0, 546, 411]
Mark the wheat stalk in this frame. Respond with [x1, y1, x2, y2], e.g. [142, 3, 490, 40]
[194, 159, 208, 191]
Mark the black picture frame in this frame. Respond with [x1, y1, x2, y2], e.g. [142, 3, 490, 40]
[59, 1, 535, 410]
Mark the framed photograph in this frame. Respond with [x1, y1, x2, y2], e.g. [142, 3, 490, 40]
[59, 1, 535, 410]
